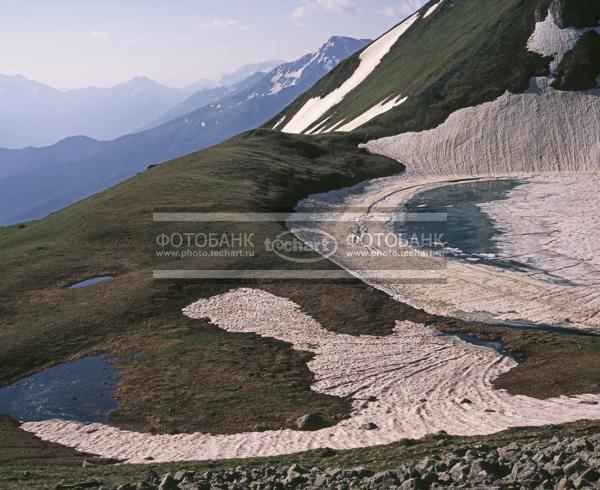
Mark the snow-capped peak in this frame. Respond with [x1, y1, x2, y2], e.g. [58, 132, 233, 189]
[267, 36, 370, 95]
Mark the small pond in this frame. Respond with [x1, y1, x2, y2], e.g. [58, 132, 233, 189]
[68, 276, 113, 289]
[0, 355, 119, 423]
[445, 332, 519, 360]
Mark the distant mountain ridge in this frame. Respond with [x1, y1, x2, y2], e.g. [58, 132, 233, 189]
[0, 75, 203, 148]
[0, 61, 283, 149]
[0, 36, 370, 225]
[218, 60, 285, 86]
[142, 72, 268, 130]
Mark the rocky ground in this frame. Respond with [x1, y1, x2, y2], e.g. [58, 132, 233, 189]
[53, 433, 600, 489]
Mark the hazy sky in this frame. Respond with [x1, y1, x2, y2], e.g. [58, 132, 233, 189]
[1, 0, 426, 89]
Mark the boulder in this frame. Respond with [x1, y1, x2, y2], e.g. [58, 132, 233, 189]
[173, 471, 194, 482]
[449, 463, 468, 482]
[564, 458, 583, 476]
[143, 471, 159, 485]
[295, 413, 329, 431]
[158, 474, 178, 490]
[399, 477, 422, 489]
[579, 467, 600, 482]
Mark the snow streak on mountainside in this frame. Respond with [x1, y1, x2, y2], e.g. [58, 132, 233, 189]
[281, 14, 420, 134]
[141, 72, 267, 130]
[336, 95, 408, 132]
[241, 36, 370, 101]
[364, 9, 600, 176]
[424, 0, 443, 18]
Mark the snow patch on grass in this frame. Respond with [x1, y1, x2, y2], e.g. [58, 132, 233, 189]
[281, 13, 420, 134]
[334, 95, 407, 132]
[21, 288, 600, 462]
[527, 11, 600, 73]
[304, 116, 333, 135]
[424, 0, 443, 18]
[272, 115, 286, 130]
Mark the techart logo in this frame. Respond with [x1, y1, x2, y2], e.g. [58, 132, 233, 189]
[264, 228, 338, 264]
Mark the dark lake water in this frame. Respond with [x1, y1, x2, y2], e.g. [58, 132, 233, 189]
[398, 179, 595, 334]
[396, 179, 538, 272]
[0, 355, 119, 423]
[68, 276, 113, 289]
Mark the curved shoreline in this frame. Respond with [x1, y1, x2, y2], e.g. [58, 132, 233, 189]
[292, 172, 600, 332]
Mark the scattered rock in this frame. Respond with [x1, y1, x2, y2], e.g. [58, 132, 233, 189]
[173, 470, 194, 482]
[85, 433, 600, 490]
[360, 422, 379, 430]
[296, 413, 329, 431]
[54, 481, 103, 489]
[158, 473, 178, 490]
[416, 456, 435, 472]
[399, 477, 421, 489]
[142, 470, 159, 485]
[564, 458, 583, 476]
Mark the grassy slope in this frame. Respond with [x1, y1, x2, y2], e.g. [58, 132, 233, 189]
[551, 0, 600, 28]
[270, 0, 551, 139]
[0, 415, 101, 468]
[0, 130, 400, 436]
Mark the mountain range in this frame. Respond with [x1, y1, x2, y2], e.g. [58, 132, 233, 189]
[0, 75, 209, 149]
[0, 61, 286, 150]
[0, 36, 369, 225]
